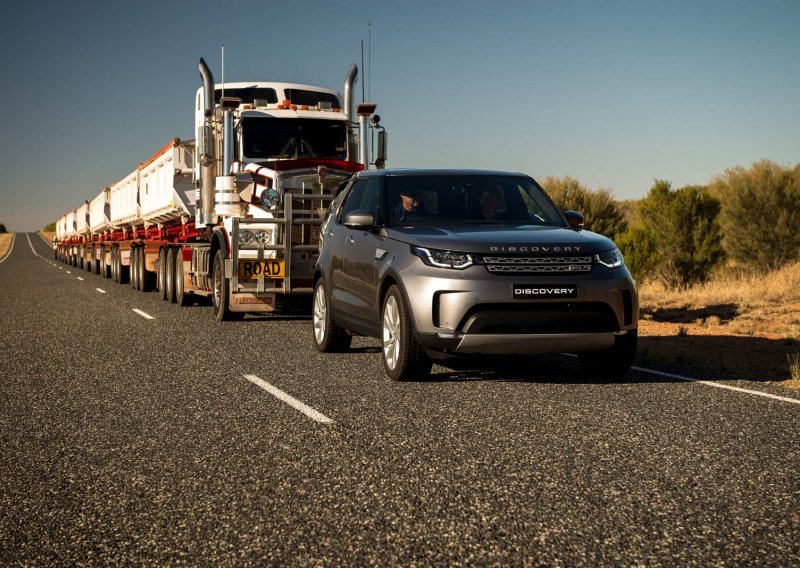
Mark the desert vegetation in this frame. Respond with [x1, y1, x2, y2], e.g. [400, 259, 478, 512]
[545, 160, 800, 385]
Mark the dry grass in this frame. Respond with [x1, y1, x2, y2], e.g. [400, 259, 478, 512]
[40, 231, 55, 245]
[638, 262, 800, 387]
[0, 233, 13, 260]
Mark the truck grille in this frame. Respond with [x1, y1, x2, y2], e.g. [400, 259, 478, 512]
[483, 255, 593, 274]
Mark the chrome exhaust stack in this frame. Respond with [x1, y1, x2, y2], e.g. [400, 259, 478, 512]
[198, 57, 217, 226]
[343, 64, 359, 163]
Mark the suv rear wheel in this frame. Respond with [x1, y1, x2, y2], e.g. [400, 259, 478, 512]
[312, 279, 352, 352]
[578, 329, 637, 380]
[382, 285, 432, 381]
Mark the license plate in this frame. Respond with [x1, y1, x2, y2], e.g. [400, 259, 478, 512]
[513, 284, 577, 299]
[239, 260, 284, 279]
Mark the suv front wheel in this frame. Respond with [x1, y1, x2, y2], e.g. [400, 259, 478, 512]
[382, 285, 433, 381]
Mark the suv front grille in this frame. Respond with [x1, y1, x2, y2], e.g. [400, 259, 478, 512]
[483, 255, 592, 274]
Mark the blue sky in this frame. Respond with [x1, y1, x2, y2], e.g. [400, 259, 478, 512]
[1, 0, 798, 231]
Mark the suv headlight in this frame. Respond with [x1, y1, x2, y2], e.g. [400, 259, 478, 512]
[412, 246, 475, 269]
[595, 247, 624, 268]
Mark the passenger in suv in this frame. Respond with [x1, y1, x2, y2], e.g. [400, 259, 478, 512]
[312, 169, 638, 381]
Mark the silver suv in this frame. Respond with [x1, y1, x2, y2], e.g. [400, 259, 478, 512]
[312, 169, 638, 381]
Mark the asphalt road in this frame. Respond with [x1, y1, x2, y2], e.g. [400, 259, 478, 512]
[2, 233, 799, 565]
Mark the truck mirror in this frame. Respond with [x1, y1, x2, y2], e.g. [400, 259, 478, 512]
[375, 130, 388, 170]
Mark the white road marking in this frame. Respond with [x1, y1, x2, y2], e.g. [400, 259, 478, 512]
[243, 374, 333, 424]
[96, 288, 107, 294]
[132, 309, 155, 320]
[630, 365, 800, 406]
[37, 232, 55, 249]
[59, 267, 63, 270]
[77, 277, 84, 281]
[0, 233, 16, 264]
[24, 233, 40, 257]
[66, 270, 71, 274]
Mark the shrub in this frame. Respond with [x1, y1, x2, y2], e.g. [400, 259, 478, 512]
[0, 224, 6, 233]
[540, 176, 628, 239]
[616, 223, 657, 282]
[42, 222, 56, 232]
[627, 180, 724, 288]
[710, 160, 800, 270]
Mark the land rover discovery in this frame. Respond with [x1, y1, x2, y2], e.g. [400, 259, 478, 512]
[312, 169, 638, 381]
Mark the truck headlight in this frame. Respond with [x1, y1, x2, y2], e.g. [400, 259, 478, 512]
[412, 246, 474, 269]
[255, 231, 271, 245]
[239, 230, 255, 244]
[595, 248, 624, 268]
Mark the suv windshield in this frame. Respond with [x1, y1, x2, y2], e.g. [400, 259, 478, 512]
[242, 117, 347, 160]
[386, 175, 566, 228]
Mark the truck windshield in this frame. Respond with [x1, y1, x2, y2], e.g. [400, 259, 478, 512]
[242, 117, 347, 160]
[386, 175, 567, 228]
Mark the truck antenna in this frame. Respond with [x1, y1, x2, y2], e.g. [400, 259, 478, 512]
[360, 40, 365, 103]
[368, 21, 372, 103]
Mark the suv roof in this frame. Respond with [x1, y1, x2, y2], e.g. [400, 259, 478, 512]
[358, 168, 528, 178]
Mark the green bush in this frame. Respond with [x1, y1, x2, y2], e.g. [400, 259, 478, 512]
[630, 180, 724, 288]
[710, 160, 800, 270]
[0, 223, 6, 233]
[540, 176, 628, 239]
[42, 222, 56, 232]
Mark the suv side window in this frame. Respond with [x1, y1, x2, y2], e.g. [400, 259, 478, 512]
[361, 178, 384, 225]
[338, 179, 367, 222]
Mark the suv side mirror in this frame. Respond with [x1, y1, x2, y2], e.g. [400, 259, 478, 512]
[343, 210, 375, 230]
[564, 210, 584, 230]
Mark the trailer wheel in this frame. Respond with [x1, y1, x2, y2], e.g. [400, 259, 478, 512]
[96, 246, 102, 276]
[212, 250, 242, 321]
[164, 248, 176, 303]
[110, 247, 117, 282]
[157, 248, 167, 300]
[312, 278, 351, 352]
[175, 248, 189, 307]
[130, 247, 139, 290]
[139, 248, 153, 292]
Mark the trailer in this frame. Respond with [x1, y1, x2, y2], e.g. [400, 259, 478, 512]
[55, 58, 387, 320]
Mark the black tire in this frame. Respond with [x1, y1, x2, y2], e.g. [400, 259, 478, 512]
[174, 247, 190, 307]
[157, 248, 167, 300]
[381, 285, 432, 381]
[211, 250, 242, 321]
[312, 278, 352, 352]
[96, 246, 102, 275]
[85, 246, 92, 272]
[578, 329, 638, 380]
[164, 247, 176, 303]
[118, 247, 129, 285]
[140, 248, 153, 292]
[112, 247, 119, 282]
[130, 247, 139, 290]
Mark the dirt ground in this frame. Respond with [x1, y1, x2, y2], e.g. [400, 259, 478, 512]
[636, 264, 800, 389]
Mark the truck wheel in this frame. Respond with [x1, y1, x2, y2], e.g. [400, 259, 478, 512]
[112, 247, 119, 282]
[157, 248, 167, 300]
[312, 279, 351, 352]
[130, 247, 139, 290]
[164, 248, 176, 303]
[175, 248, 189, 307]
[212, 250, 242, 321]
[140, 248, 153, 292]
[381, 285, 432, 381]
[578, 329, 638, 380]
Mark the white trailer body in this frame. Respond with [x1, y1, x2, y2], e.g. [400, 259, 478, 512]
[109, 170, 141, 228]
[89, 190, 111, 234]
[75, 203, 90, 236]
[55, 215, 66, 241]
[139, 140, 196, 225]
[64, 210, 77, 238]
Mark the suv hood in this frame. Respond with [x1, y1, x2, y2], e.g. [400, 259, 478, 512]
[387, 224, 615, 254]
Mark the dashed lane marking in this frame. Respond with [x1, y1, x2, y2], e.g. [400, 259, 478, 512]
[96, 288, 107, 294]
[77, 277, 84, 281]
[243, 374, 334, 424]
[132, 309, 155, 320]
[630, 365, 800, 406]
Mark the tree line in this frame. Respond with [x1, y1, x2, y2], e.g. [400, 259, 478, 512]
[542, 160, 800, 288]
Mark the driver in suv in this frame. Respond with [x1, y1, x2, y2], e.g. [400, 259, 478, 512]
[312, 169, 638, 381]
